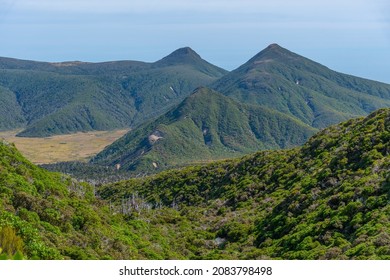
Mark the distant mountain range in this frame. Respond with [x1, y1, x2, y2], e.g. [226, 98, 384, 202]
[0, 47, 227, 137]
[1, 43, 390, 173]
[90, 44, 390, 173]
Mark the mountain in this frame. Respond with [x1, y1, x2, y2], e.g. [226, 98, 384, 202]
[1, 108, 389, 259]
[2, 43, 390, 138]
[90, 87, 316, 173]
[99, 108, 390, 259]
[0, 48, 227, 137]
[154, 47, 227, 77]
[213, 43, 390, 129]
[48, 44, 390, 175]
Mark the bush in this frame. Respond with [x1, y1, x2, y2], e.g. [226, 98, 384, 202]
[0, 226, 24, 257]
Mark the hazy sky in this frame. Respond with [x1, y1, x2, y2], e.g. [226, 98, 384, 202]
[0, 0, 389, 83]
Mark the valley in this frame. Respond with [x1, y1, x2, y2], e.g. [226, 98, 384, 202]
[0, 129, 129, 164]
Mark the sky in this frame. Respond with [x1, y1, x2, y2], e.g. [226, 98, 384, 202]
[0, 0, 389, 83]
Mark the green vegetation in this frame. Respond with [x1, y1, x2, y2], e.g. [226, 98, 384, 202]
[1, 44, 390, 260]
[213, 44, 390, 129]
[2, 44, 390, 176]
[0, 226, 25, 259]
[2, 108, 386, 259]
[0, 48, 227, 137]
[2, 44, 390, 139]
[41, 161, 132, 185]
[98, 108, 390, 259]
[0, 140, 194, 259]
[91, 87, 316, 174]
[59, 44, 390, 175]
[0, 86, 25, 131]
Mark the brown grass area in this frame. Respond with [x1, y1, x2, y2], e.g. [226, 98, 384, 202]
[0, 129, 129, 164]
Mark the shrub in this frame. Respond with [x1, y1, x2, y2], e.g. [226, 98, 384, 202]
[0, 226, 24, 257]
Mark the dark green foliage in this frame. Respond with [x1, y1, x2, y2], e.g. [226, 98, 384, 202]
[212, 44, 390, 129]
[0, 86, 25, 130]
[41, 161, 132, 185]
[0, 49, 227, 137]
[91, 87, 316, 174]
[2, 44, 390, 138]
[98, 108, 390, 259]
[40, 44, 390, 175]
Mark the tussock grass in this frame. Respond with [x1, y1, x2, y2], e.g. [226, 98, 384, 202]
[0, 129, 129, 164]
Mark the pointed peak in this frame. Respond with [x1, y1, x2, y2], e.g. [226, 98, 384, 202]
[154, 47, 202, 67]
[266, 43, 282, 49]
[258, 43, 289, 56]
[170, 47, 200, 58]
[241, 43, 299, 68]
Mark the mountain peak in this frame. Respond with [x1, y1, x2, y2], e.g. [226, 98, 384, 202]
[266, 43, 282, 49]
[231, 43, 317, 73]
[249, 43, 293, 62]
[154, 47, 202, 66]
[153, 47, 228, 76]
[170, 47, 200, 58]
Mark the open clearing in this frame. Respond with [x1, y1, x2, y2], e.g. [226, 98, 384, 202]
[0, 129, 129, 164]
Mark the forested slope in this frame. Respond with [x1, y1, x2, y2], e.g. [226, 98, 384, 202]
[91, 87, 316, 173]
[1, 107, 389, 260]
[0, 48, 227, 137]
[99, 108, 390, 259]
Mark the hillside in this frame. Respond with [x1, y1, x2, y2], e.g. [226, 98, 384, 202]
[99, 108, 390, 259]
[90, 87, 316, 173]
[0, 48, 227, 137]
[1, 108, 389, 259]
[0, 139, 195, 259]
[213, 44, 390, 129]
[0, 86, 25, 131]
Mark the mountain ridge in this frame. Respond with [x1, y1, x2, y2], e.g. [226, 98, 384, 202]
[90, 87, 317, 173]
[154, 47, 201, 65]
[0, 48, 228, 137]
[212, 44, 390, 129]
[90, 43, 390, 173]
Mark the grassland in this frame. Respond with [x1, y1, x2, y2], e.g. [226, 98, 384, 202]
[0, 129, 129, 164]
